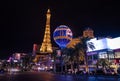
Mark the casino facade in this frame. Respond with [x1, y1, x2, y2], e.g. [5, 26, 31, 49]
[87, 37, 120, 69]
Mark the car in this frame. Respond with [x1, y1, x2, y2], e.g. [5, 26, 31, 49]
[104, 68, 116, 75]
[8, 68, 21, 73]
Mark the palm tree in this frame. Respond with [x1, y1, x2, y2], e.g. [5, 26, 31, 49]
[62, 48, 69, 72]
[74, 42, 83, 72]
[61, 37, 91, 73]
[61, 47, 75, 73]
[81, 37, 91, 72]
[74, 37, 91, 73]
[96, 59, 110, 69]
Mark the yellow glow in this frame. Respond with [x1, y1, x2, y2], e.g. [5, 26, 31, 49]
[67, 38, 81, 48]
[54, 36, 72, 40]
[40, 9, 53, 53]
[47, 9, 50, 13]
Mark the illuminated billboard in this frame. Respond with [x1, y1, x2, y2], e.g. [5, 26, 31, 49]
[108, 37, 120, 50]
[87, 37, 120, 52]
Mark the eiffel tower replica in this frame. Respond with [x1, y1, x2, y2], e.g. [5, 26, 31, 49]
[40, 9, 53, 54]
[34, 9, 53, 63]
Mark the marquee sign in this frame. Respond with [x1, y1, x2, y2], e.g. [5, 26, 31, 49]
[87, 37, 120, 52]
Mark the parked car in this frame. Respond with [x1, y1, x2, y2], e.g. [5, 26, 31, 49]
[104, 69, 116, 75]
[8, 68, 21, 73]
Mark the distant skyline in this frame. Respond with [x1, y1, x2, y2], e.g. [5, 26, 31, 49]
[0, 0, 120, 59]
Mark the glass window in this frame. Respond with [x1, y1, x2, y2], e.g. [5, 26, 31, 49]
[93, 54, 98, 60]
[109, 54, 114, 58]
[115, 52, 120, 58]
[99, 52, 107, 58]
[88, 55, 92, 60]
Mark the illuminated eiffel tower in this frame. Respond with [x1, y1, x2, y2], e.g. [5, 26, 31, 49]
[33, 9, 53, 63]
[40, 9, 53, 54]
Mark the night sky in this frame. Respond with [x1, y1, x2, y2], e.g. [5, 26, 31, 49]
[0, 0, 120, 59]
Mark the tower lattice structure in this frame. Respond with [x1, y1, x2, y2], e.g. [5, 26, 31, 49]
[40, 9, 53, 54]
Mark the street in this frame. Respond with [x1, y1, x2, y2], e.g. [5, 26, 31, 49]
[0, 71, 120, 81]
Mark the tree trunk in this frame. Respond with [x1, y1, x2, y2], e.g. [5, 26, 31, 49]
[70, 62, 73, 74]
[84, 51, 89, 73]
[53, 61, 56, 73]
[65, 63, 67, 74]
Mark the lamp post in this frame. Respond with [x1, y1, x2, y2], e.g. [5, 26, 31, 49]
[60, 49, 63, 74]
[53, 51, 56, 73]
